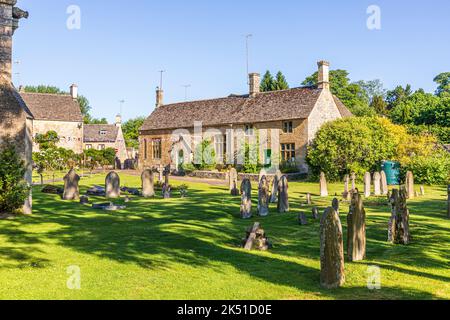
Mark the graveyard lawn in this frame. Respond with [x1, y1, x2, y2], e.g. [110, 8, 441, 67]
[0, 174, 449, 300]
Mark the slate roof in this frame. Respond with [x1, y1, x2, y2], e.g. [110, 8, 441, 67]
[83, 124, 119, 143]
[141, 87, 352, 132]
[0, 78, 33, 119]
[20, 92, 83, 122]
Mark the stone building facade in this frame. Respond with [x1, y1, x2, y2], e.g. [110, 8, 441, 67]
[139, 61, 352, 173]
[20, 85, 84, 154]
[83, 115, 128, 164]
[0, 0, 32, 213]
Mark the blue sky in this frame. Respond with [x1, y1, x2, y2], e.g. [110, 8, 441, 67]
[13, 0, 450, 122]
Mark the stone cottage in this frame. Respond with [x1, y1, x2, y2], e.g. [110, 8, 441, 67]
[20, 85, 84, 153]
[83, 115, 128, 164]
[0, 0, 32, 213]
[139, 61, 352, 173]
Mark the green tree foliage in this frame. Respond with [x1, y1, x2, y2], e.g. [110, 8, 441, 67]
[355, 79, 385, 103]
[402, 149, 450, 185]
[260, 71, 275, 92]
[0, 138, 30, 213]
[35, 130, 60, 150]
[385, 85, 413, 110]
[370, 95, 388, 116]
[23, 85, 64, 94]
[122, 117, 146, 148]
[433, 72, 450, 97]
[274, 71, 289, 91]
[84, 148, 116, 167]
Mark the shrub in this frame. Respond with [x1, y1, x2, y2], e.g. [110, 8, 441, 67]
[181, 163, 196, 173]
[84, 148, 116, 167]
[0, 139, 30, 213]
[401, 150, 450, 185]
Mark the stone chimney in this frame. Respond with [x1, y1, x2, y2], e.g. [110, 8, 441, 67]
[249, 73, 260, 97]
[317, 60, 330, 90]
[115, 114, 122, 127]
[155, 86, 164, 108]
[0, 0, 28, 82]
[70, 84, 78, 100]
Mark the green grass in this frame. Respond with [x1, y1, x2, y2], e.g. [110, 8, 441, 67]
[1, 174, 449, 300]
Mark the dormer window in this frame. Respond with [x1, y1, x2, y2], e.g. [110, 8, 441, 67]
[99, 130, 107, 136]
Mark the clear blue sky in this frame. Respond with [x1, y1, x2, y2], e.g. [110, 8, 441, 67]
[13, 0, 450, 122]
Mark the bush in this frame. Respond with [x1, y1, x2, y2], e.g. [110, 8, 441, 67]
[0, 139, 30, 213]
[401, 150, 450, 185]
[84, 148, 116, 167]
[181, 163, 196, 173]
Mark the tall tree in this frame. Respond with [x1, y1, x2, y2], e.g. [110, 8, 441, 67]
[274, 71, 289, 91]
[370, 95, 388, 116]
[122, 117, 146, 148]
[433, 72, 450, 97]
[355, 79, 385, 103]
[260, 71, 275, 92]
[385, 85, 413, 110]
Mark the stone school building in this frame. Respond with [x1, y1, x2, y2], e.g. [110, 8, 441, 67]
[139, 61, 352, 173]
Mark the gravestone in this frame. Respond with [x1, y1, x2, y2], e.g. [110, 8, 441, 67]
[420, 186, 425, 196]
[351, 173, 357, 191]
[114, 157, 122, 170]
[242, 222, 271, 251]
[306, 193, 312, 205]
[342, 175, 350, 200]
[347, 192, 366, 261]
[373, 172, 381, 196]
[298, 212, 308, 225]
[277, 175, 289, 213]
[270, 173, 281, 203]
[259, 169, 267, 184]
[320, 172, 328, 197]
[332, 198, 340, 214]
[364, 172, 371, 197]
[312, 207, 320, 220]
[380, 171, 388, 196]
[105, 172, 120, 198]
[240, 179, 252, 219]
[162, 183, 171, 199]
[388, 189, 411, 245]
[141, 169, 155, 198]
[229, 168, 239, 196]
[320, 207, 345, 289]
[62, 169, 80, 200]
[405, 171, 415, 199]
[258, 176, 270, 217]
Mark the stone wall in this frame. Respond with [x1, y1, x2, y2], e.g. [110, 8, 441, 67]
[184, 170, 307, 182]
[32, 119, 83, 153]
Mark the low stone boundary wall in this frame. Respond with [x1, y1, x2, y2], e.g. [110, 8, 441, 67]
[186, 171, 307, 182]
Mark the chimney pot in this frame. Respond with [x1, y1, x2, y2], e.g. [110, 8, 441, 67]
[156, 87, 164, 108]
[249, 73, 260, 97]
[317, 61, 330, 90]
[70, 84, 78, 99]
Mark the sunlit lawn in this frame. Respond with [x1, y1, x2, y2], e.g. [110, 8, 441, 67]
[1, 173, 449, 300]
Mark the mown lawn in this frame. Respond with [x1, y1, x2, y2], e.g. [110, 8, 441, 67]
[0, 173, 449, 300]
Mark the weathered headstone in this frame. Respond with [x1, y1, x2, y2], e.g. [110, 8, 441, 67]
[350, 173, 356, 192]
[277, 175, 289, 213]
[258, 176, 270, 217]
[342, 175, 350, 200]
[240, 179, 252, 219]
[270, 172, 281, 203]
[364, 172, 371, 197]
[105, 171, 120, 198]
[380, 171, 388, 196]
[320, 207, 345, 289]
[373, 172, 381, 196]
[320, 172, 328, 197]
[298, 212, 308, 225]
[388, 189, 411, 245]
[312, 207, 320, 220]
[259, 169, 267, 184]
[229, 168, 239, 196]
[162, 183, 171, 199]
[405, 171, 415, 199]
[242, 222, 271, 251]
[347, 192, 366, 261]
[332, 198, 340, 214]
[62, 169, 80, 200]
[141, 169, 155, 198]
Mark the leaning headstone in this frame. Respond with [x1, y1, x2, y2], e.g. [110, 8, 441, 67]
[277, 175, 289, 213]
[320, 172, 328, 197]
[242, 222, 271, 251]
[373, 172, 381, 196]
[240, 179, 252, 219]
[62, 169, 80, 200]
[298, 212, 308, 225]
[320, 207, 345, 289]
[312, 207, 320, 220]
[347, 192, 366, 261]
[388, 189, 411, 245]
[420, 186, 425, 196]
[351, 173, 357, 191]
[141, 169, 155, 198]
[342, 175, 350, 200]
[364, 172, 371, 198]
[105, 171, 120, 198]
[380, 171, 388, 196]
[405, 171, 415, 199]
[229, 168, 239, 196]
[258, 176, 270, 217]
